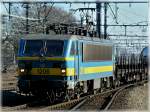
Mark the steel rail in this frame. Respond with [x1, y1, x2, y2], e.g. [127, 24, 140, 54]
[1, 87, 17, 91]
[3, 80, 147, 111]
[70, 80, 148, 111]
[3, 97, 46, 111]
[104, 80, 148, 110]
[70, 86, 123, 110]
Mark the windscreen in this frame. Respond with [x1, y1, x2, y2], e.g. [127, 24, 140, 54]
[46, 40, 64, 56]
[24, 40, 64, 56]
[24, 40, 43, 56]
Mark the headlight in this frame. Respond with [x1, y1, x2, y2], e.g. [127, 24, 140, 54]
[61, 69, 66, 73]
[20, 69, 25, 72]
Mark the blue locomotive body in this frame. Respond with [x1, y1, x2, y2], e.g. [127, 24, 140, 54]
[17, 34, 114, 99]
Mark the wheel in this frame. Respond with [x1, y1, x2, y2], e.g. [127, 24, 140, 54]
[74, 93, 80, 99]
[64, 89, 75, 101]
[47, 90, 56, 104]
[114, 79, 120, 87]
[117, 80, 121, 87]
[65, 94, 71, 101]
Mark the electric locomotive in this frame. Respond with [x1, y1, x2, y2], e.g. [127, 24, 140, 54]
[17, 34, 115, 102]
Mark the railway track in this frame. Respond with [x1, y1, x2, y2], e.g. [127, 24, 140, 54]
[70, 86, 123, 110]
[71, 80, 147, 111]
[104, 80, 148, 110]
[2, 96, 47, 111]
[2, 80, 147, 111]
[2, 87, 17, 91]
[3, 95, 83, 111]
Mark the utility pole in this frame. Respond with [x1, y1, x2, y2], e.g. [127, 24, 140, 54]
[96, 3, 101, 39]
[104, 3, 107, 39]
[37, 4, 41, 23]
[80, 16, 83, 27]
[124, 25, 127, 36]
[25, 3, 29, 34]
[8, 2, 12, 34]
[8, 2, 12, 20]
[43, 3, 47, 33]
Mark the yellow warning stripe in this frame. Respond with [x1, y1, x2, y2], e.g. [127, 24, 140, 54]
[18, 66, 113, 76]
[17, 57, 74, 61]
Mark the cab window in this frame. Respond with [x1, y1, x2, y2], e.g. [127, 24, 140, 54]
[24, 40, 43, 56]
[46, 40, 64, 56]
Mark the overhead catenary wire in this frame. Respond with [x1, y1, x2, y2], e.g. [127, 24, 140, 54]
[2, 1, 148, 39]
[2, 13, 44, 21]
[2, 0, 149, 4]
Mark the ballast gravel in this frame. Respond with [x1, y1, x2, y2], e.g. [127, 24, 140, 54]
[109, 83, 149, 111]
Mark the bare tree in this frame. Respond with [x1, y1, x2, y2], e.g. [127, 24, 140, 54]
[2, 3, 76, 70]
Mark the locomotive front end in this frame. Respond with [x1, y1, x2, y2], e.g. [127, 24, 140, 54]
[17, 38, 74, 96]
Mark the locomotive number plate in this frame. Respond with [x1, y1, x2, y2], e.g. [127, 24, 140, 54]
[37, 68, 49, 75]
